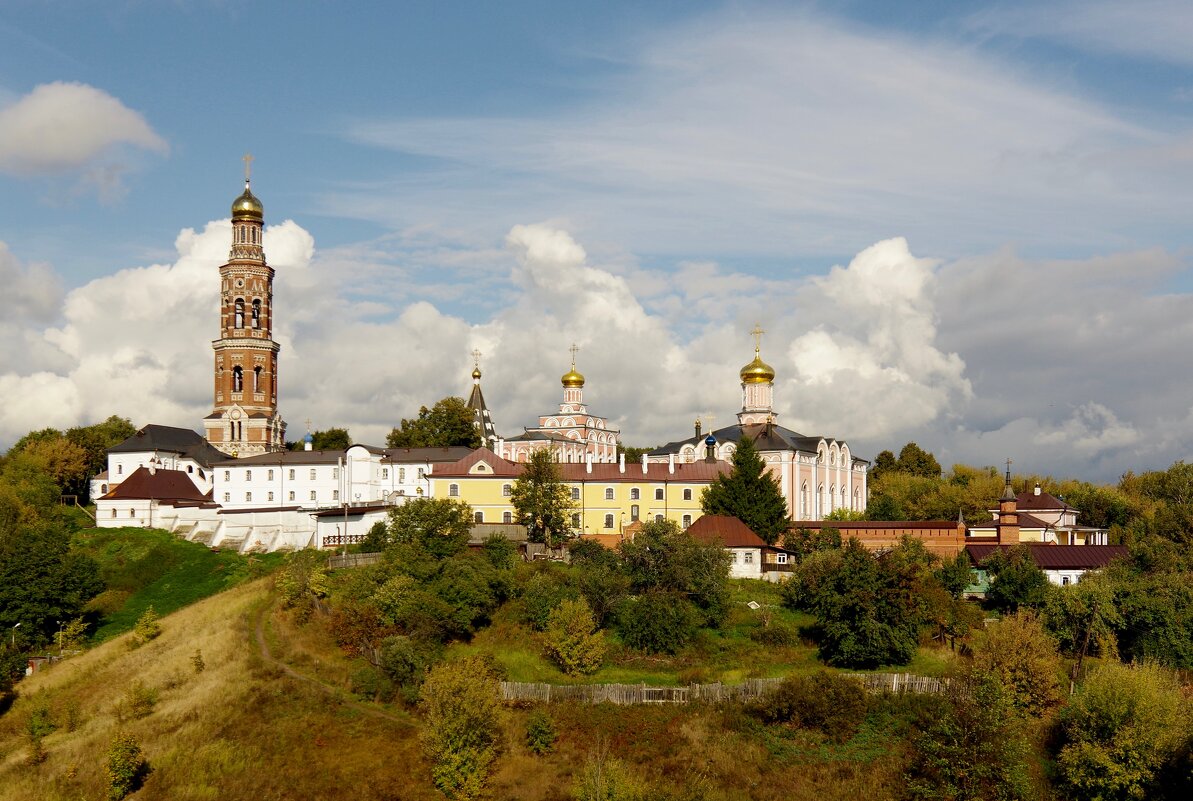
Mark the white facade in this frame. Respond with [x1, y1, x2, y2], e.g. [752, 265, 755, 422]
[97, 451, 212, 498]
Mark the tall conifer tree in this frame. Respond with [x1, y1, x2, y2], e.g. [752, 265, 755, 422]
[700, 436, 789, 545]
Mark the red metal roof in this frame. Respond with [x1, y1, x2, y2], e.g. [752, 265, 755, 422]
[686, 515, 769, 548]
[966, 544, 1129, 570]
[432, 448, 525, 478]
[100, 467, 209, 502]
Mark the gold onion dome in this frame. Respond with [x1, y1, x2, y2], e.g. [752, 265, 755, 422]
[472, 366, 482, 380]
[740, 348, 775, 384]
[561, 366, 585, 388]
[231, 182, 264, 220]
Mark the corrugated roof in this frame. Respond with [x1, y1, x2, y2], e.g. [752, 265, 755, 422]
[213, 449, 345, 466]
[558, 461, 730, 482]
[433, 448, 525, 477]
[650, 423, 867, 463]
[965, 544, 1129, 570]
[100, 467, 209, 502]
[108, 424, 228, 467]
[383, 446, 475, 464]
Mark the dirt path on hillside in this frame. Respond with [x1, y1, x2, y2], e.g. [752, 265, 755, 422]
[252, 603, 412, 727]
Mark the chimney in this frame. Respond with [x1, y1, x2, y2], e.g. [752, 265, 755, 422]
[642, 454, 649, 475]
[619, 453, 625, 474]
[668, 453, 675, 475]
[586, 453, 592, 474]
[694, 418, 702, 439]
[1034, 482, 1041, 496]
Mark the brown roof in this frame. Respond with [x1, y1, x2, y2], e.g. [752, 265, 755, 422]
[100, 467, 209, 502]
[687, 515, 770, 549]
[213, 449, 346, 466]
[558, 461, 730, 483]
[792, 520, 962, 530]
[433, 448, 525, 478]
[969, 511, 1054, 531]
[966, 544, 1129, 570]
[383, 446, 475, 464]
[1014, 489, 1073, 511]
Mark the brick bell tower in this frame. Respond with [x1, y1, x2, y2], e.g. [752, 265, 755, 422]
[203, 155, 286, 456]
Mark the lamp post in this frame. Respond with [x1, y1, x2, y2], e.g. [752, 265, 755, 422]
[57, 620, 62, 655]
[10, 622, 20, 648]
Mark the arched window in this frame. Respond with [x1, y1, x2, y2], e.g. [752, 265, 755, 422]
[251, 299, 261, 329]
[474, 511, 483, 523]
[234, 298, 245, 328]
[683, 488, 692, 501]
[449, 484, 459, 497]
[829, 485, 836, 511]
[604, 514, 614, 528]
[101, 484, 108, 494]
[630, 488, 640, 500]
[800, 482, 808, 518]
[605, 487, 614, 500]
[816, 484, 824, 518]
[232, 366, 243, 392]
[853, 487, 861, 510]
[253, 366, 262, 392]
[841, 486, 847, 508]
[129, 509, 135, 518]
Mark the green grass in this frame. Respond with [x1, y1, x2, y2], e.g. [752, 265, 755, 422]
[71, 526, 284, 640]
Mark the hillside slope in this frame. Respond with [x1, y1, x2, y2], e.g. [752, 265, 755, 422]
[0, 579, 437, 801]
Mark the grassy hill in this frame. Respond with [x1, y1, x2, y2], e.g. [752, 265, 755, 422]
[0, 574, 942, 801]
[70, 527, 283, 641]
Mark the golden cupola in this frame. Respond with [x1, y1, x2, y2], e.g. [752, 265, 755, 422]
[231, 182, 264, 220]
[561, 364, 586, 388]
[740, 347, 775, 384]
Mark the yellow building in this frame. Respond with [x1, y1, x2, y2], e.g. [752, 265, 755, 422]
[430, 448, 730, 537]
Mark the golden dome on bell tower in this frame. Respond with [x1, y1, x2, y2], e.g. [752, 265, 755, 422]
[561, 343, 585, 388]
[740, 323, 775, 384]
[231, 183, 264, 220]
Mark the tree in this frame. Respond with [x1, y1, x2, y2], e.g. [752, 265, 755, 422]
[0, 522, 104, 644]
[782, 526, 841, 561]
[289, 427, 351, 450]
[510, 448, 575, 548]
[618, 519, 732, 627]
[419, 656, 504, 800]
[544, 597, 606, 675]
[971, 611, 1063, 717]
[905, 673, 1031, 801]
[700, 435, 789, 545]
[935, 551, 974, 599]
[870, 449, 898, 483]
[985, 545, 1051, 612]
[897, 442, 942, 478]
[66, 416, 137, 499]
[387, 397, 481, 449]
[387, 497, 474, 559]
[1057, 662, 1190, 801]
[617, 590, 699, 654]
[616, 445, 656, 463]
[106, 732, 151, 800]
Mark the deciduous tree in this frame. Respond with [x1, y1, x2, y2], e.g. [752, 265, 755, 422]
[387, 397, 481, 449]
[544, 597, 606, 675]
[387, 497, 474, 559]
[510, 448, 575, 548]
[419, 656, 504, 800]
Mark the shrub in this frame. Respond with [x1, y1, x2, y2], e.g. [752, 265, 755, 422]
[115, 682, 157, 722]
[525, 709, 556, 755]
[749, 671, 867, 743]
[573, 748, 647, 801]
[1056, 662, 1190, 801]
[371, 573, 418, 625]
[276, 550, 330, 622]
[378, 635, 441, 702]
[521, 570, 578, 631]
[751, 620, 798, 647]
[482, 532, 517, 570]
[544, 597, 606, 675]
[419, 656, 503, 800]
[106, 732, 150, 800]
[905, 672, 1030, 801]
[132, 606, 161, 645]
[971, 610, 1062, 717]
[26, 696, 57, 738]
[617, 591, 699, 655]
[330, 599, 392, 656]
[350, 665, 395, 703]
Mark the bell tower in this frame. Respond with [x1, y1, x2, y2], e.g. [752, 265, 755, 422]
[203, 155, 286, 456]
[738, 323, 777, 425]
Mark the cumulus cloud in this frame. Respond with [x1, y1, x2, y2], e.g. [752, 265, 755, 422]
[0, 82, 167, 179]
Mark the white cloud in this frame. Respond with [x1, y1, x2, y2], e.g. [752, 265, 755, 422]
[332, 9, 1173, 261]
[0, 82, 167, 176]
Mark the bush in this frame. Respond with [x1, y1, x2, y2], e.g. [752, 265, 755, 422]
[751, 620, 799, 647]
[971, 610, 1062, 717]
[521, 570, 578, 631]
[275, 550, 330, 622]
[419, 656, 503, 800]
[1056, 662, 1190, 801]
[482, 533, 517, 570]
[330, 599, 391, 656]
[573, 748, 647, 801]
[617, 591, 699, 655]
[377, 635, 441, 702]
[371, 573, 418, 625]
[350, 665, 395, 703]
[132, 606, 161, 646]
[106, 732, 150, 800]
[115, 681, 157, 723]
[748, 671, 867, 743]
[544, 597, 606, 675]
[525, 709, 556, 755]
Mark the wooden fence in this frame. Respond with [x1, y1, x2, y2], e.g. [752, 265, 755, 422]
[326, 552, 384, 570]
[499, 672, 947, 705]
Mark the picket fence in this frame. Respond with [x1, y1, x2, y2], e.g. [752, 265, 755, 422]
[499, 672, 947, 705]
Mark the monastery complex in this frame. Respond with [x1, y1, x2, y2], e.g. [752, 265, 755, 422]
[88, 174, 1115, 580]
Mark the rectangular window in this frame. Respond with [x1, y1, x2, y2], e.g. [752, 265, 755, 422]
[332, 468, 339, 480]
[382, 468, 389, 479]
[474, 511, 483, 523]
[503, 484, 512, 497]
[309, 469, 316, 480]
[744, 552, 754, 565]
[572, 513, 581, 527]
[267, 491, 274, 502]
[654, 488, 664, 501]
[605, 487, 614, 500]
[118, 464, 123, 475]
[683, 488, 692, 501]
[571, 487, 580, 500]
[417, 468, 425, 480]
[288, 491, 295, 501]
[333, 490, 339, 501]
[630, 488, 640, 500]
[655, 514, 664, 522]
[246, 470, 252, 481]
[399, 468, 406, 482]
[604, 514, 614, 529]
[223, 470, 229, 481]
[449, 484, 460, 497]
[289, 469, 295, 480]
[267, 469, 274, 481]
[730, 552, 737, 563]
[245, 492, 252, 502]
[223, 492, 230, 503]
[309, 490, 316, 501]
[631, 504, 639, 521]
[682, 514, 691, 529]
[504, 511, 512, 524]
[777, 552, 788, 565]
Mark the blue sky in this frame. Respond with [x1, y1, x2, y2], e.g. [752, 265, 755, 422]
[2, 0, 1193, 481]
